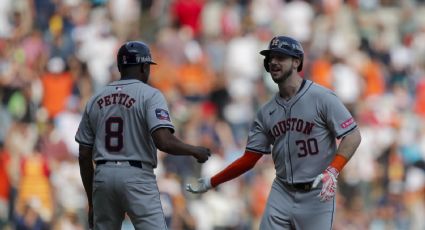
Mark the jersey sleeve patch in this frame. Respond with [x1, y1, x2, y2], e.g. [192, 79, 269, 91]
[155, 108, 170, 121]
[340, 117, 354, 129]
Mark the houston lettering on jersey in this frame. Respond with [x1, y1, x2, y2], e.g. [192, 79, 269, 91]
[268, 117, 314, 138]
[97, 93, 136, 109]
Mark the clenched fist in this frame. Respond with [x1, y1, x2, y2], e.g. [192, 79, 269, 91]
[193, 146, 211, 163]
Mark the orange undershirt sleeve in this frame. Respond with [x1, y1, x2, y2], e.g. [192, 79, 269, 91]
[210, 151, 263, 188]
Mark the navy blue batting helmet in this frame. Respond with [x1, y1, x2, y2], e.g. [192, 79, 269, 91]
[260, 36, 304, 72]
[117, 41, 156, 71]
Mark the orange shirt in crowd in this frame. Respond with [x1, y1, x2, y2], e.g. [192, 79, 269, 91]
[414, 79, 425, 117]
[250, 172, 270, 220]
[362, 59, 385, 98]
[41, 71, 74, 118]
[150, 55, 178, 97]
[311, 58, 333, 90]
[176, 61, 214, 98]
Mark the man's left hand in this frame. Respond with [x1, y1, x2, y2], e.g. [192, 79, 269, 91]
[312, 166, 339, 202]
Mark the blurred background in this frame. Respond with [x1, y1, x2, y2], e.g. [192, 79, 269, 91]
[0, 0, 425, 229]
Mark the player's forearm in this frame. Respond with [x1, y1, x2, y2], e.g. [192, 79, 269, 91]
[330, 128, 361, 172]
[155, 134, 201, 157]
[79, 161, 94, 204]
[159, 138, 197, 156]
[78, 145, 94, 205]
[211, 151, 262, 187]
[153, 128, 199, 156]
[336, 128, 361, 161]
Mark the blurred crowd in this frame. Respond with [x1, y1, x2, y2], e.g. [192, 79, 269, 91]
[1, 0, 425, 229]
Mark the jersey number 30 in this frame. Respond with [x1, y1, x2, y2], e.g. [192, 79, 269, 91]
[105, 117, 124, 152]
[296, 138, 318, 157]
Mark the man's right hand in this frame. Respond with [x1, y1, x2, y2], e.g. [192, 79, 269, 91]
[186, 177, 212, 193]
[193, 146, 211, 163]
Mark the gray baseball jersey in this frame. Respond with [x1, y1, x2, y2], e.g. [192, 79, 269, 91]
[246, 80, 357, 230]
[246, 79, 357, 183]
[247, 79, 357, 229]
[75, 79, 173, 229]
[75, 79, 174, 166]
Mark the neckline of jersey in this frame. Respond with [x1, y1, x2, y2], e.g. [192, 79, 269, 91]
[275, 79, 311, 106]
[108, 79, 142, 86]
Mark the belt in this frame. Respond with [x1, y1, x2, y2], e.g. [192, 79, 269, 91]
[96, 160, 143, 169]
[283, 181, 314, 192]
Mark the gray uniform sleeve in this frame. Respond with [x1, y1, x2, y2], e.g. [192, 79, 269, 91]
[246, 110, 273, 154]
[146, 90, 175, 134]
[75, 104, 95, 147]
[323, 91, 357, 139]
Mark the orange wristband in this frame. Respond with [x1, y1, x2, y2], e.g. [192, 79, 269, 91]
[329, 154, 348, 172]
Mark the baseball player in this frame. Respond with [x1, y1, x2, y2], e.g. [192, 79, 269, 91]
[76, 41, 211, 230]
[186, 36, 362, 230]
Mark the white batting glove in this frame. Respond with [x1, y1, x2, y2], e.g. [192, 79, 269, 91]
[312, 166, 339, 202]
[186, 177, 212, 194]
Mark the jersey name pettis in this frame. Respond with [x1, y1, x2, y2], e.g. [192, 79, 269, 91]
[268, 117, 314, 138]
[97, 93, 136, 109]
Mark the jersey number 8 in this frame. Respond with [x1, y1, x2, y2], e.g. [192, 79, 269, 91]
[105, 117, 124, 152]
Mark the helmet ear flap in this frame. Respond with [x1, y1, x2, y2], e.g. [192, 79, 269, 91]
[263, 56, 270, 72]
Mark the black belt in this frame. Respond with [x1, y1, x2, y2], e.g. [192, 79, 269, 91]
[96, 160, 143, 169]
[283, 181, 314, 192]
